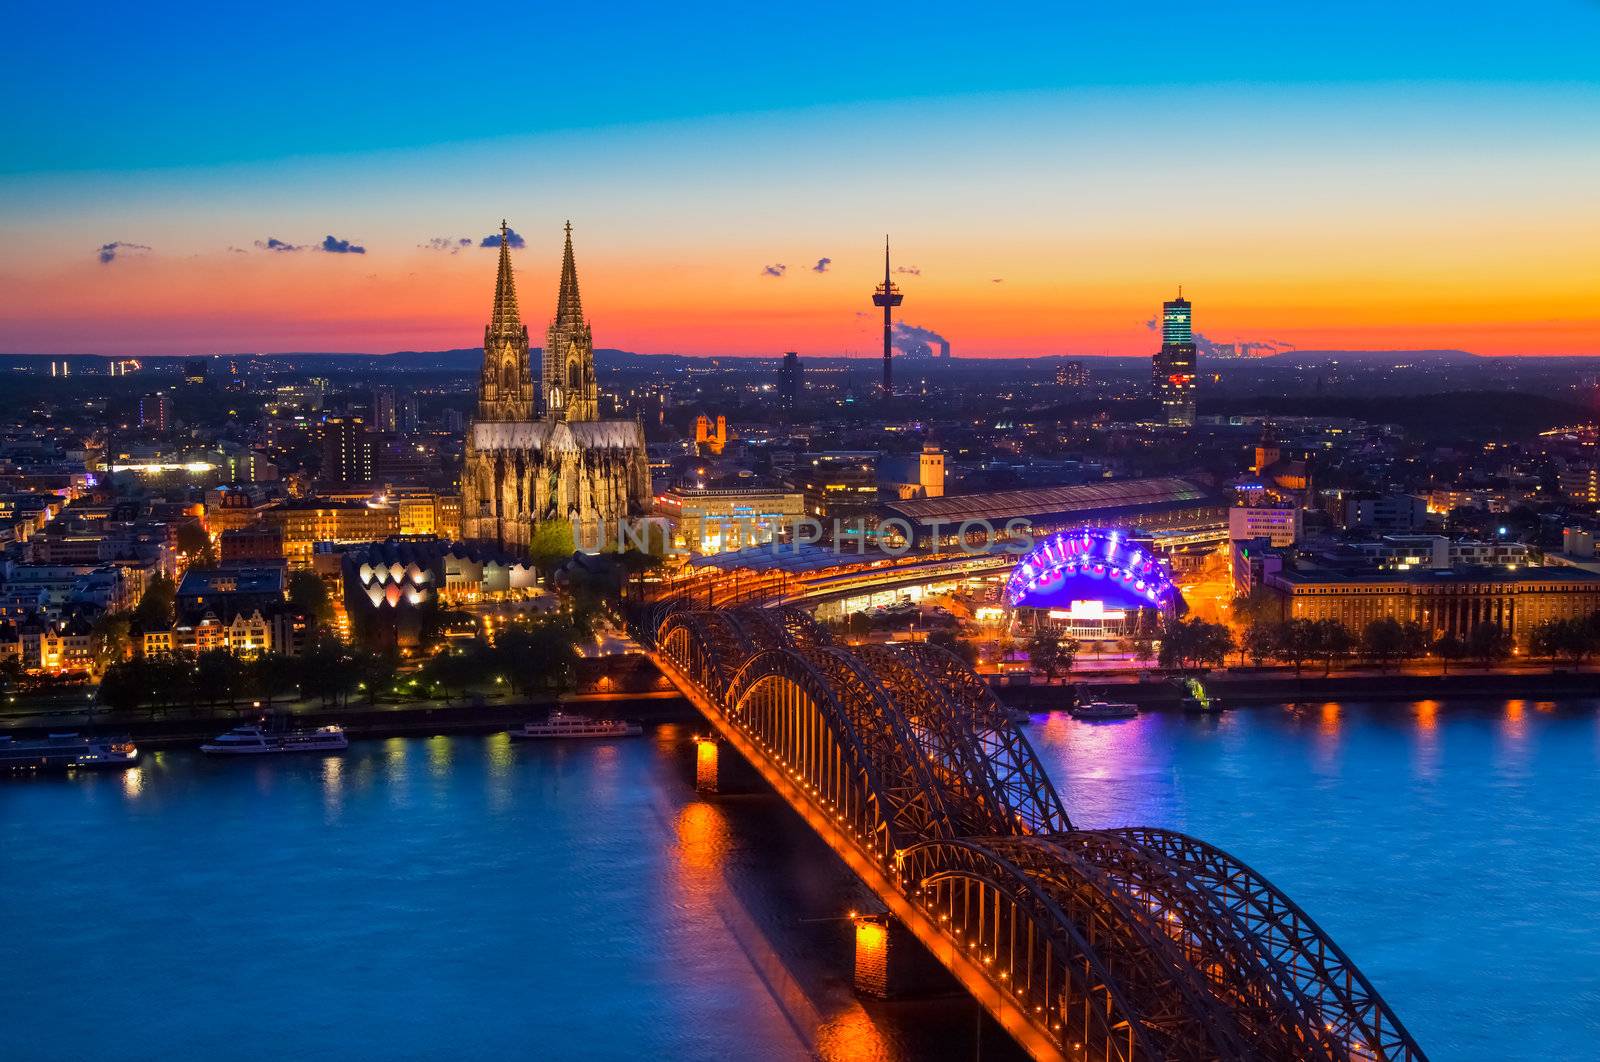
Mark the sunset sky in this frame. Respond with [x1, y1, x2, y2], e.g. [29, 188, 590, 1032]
[3, 2, 1597, 358]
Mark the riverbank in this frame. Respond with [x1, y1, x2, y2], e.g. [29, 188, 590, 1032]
[0, 690, 693, 749]
[996, 667, 1600, 709]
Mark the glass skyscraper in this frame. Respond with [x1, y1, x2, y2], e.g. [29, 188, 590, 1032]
[1153, 292, 1197, 426]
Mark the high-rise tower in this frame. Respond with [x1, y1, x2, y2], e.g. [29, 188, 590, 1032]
[872, 236, 903, 397]
[543, 222, 598, 422]
[1153, 290, 1197, 427]
[477, 221, 535, 422]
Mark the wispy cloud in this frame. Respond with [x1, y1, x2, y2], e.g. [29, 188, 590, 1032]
[97, 241, 150, 264]
[990, 277, 1004, 283]
[422, 237, 473, 254]
[319, 234, 365, 254]
[761, 263, 787, 278]
[481, 228, 525, 249]
[895, 265, 921, 276]
[811, 257, 832, 273]
[255, 237, 302, 252]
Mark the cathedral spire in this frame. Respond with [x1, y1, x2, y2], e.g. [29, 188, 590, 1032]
[554, 220, 583, 332]
[489, 219, 522, 339]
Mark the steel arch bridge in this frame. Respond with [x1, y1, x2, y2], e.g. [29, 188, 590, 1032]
[641, 602, 1426, 1062]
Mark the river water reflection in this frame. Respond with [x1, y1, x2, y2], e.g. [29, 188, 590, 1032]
[3, 699, 1596, 1060]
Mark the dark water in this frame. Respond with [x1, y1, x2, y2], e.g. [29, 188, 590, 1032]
[3, 700, 1597, 1061]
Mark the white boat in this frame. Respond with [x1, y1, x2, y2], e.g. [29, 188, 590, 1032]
[1070, 700, 1140, 720]
[201, 724, 349, 755]
[510, 711, 643, 740]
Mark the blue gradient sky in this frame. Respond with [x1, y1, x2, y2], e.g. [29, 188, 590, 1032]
[2, 2, 1597, 356]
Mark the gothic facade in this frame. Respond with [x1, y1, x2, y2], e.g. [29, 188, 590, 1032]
[461, 223, 650, 552]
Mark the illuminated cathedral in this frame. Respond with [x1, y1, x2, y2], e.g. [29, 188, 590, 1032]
[461, 222, 650, 552]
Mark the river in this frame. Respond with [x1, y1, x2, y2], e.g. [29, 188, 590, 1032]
[3, 698, 1596, 1060]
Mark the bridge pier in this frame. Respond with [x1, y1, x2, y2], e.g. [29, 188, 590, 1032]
[694, 735, 719, 793]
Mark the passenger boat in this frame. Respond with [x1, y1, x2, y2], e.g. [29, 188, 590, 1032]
[1070, 700, 1140, 720]
[0, 733, 139, 772]
[510, 711, 643, 740]
[200, 723, 348, 755]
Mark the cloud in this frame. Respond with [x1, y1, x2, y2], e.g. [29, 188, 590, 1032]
[990, 277, 1004, 283]
[97, 241, 150, 264]
[255, 237, 302, 252]
[811, 257, 831, 273]
[894, 265, 921, 276]
[422, 237, 474, 254]
[1145, 316, 1159, 331]
[1193, 332, 1296, 357]
[761, 263, 787, 278]
[319, 234, 366, 254]
[892, 321, 951, 359]
[481, 228, 525, 249]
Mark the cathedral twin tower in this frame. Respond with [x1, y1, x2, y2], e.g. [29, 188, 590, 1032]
[462, 222, 650, 552]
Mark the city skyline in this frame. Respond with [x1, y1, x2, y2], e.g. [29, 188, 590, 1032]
[3, 3, 1598, 359]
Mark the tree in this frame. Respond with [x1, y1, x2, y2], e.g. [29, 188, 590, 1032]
[420, 645, 487, 702]
[1311, 619, 1355, 676]
[195, 650, 244, 710]
[288, 571, 335, 629]
[1361, 618, 1408, 672]
[175, 520, 217, 569]
[1272, 619, 1317, 677]
[88, 611, 133, 672]
[1027, 630, 1062, 678]
[1242, 622, 1276, 667]
[1466, 623, 1513, 668]
[1231, 586, 1278, 628]
[298, 637, 356, 707]
[528, 518, 576, 578]
[96, 660, 149, 713]
[1158, 618, 1232, 670]
[133, 573, 177, 630]
[353, 649, 399, 706]
[1433, 632, 1467, 674]
[246, 653, 298, 708]
[927, 629, 979, 668]
[494, 623, 582, 696]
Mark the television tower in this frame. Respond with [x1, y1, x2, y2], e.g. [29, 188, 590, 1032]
[872, 235, 903, 397]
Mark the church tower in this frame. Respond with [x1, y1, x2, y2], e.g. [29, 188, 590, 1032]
[476, 221, 534, 422]
[543, 222, 598, 422]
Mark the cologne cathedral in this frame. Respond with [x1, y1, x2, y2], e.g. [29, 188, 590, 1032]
[461, 222, 650, 552]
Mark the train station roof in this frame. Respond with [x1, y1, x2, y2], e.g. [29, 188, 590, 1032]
[881, 477, 1217, 527]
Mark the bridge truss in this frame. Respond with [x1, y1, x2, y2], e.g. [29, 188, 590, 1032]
[643, 603, 1426, 1062]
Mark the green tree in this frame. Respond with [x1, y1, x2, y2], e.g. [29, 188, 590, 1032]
[421, 645, 486, 702]
[1027, 630, 1062, 678]
[132, 573, 177, 630]
[354, 649, 400, 706]
[528, 518, 576, 578]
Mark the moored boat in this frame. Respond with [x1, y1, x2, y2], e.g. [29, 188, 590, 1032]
[201, 723, 348, 755]
[0, 733, 139, 772]
[511, 711, 642, 740]
[1070, 700, 1140, 720]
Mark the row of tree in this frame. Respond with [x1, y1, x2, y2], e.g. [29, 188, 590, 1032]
[95, 620, 587, 716]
